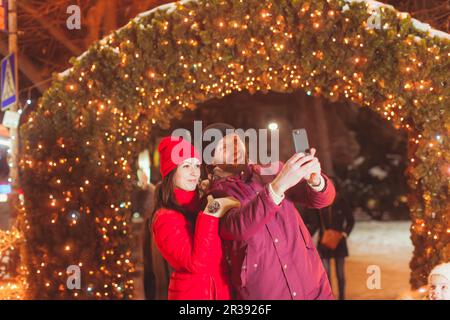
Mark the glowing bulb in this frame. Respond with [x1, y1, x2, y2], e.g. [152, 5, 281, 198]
[268, 122, 279, 130]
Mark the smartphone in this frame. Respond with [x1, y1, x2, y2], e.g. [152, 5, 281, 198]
[292, 128, 310, 155]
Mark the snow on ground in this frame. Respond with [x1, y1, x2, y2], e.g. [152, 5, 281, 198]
[332, 220, 413, 300]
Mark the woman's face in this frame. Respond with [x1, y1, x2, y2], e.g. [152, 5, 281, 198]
[429, 274, 450, 300]
[173, 158, 201, 191]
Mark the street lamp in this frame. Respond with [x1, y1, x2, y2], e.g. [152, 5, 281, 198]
[268, 122, 278, 131]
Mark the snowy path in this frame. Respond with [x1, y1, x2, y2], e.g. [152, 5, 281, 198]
[331, 220, 413, 300]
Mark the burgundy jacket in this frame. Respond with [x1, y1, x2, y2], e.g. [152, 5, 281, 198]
[209, 163, 336, 300]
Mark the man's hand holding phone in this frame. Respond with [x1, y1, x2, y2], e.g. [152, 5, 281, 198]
[270, 149, 321, 197]
[291, 128, 322, 187]
[304, 148, 322, 186]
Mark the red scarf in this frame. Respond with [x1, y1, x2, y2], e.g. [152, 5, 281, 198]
[173, 188, 201, 215]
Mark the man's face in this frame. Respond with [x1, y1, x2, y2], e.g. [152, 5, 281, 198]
[212, 134, 246, 165]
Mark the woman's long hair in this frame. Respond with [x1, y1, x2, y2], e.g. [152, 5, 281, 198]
[142, 168, 203, 299]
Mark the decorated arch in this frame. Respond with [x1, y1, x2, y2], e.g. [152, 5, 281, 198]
[18, 0, 449, 299]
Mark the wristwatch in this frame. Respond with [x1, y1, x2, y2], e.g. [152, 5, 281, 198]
[207, 200, 221, 214]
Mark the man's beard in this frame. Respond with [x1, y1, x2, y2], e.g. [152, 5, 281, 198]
[215, 163, 248, 175]
[214, 153, 250, 175]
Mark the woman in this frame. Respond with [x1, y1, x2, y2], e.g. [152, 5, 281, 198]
[306, 181, 354, 300]
[152, 136, 239, 300]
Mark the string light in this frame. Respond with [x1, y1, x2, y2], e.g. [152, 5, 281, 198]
[15, 0, 447, 299]
[0, 228, 27, 299]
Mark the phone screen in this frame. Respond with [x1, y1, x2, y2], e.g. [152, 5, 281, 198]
[292, 129, 310, 155]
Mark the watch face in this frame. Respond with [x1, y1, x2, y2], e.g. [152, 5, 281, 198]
[208, 200, 220, 213]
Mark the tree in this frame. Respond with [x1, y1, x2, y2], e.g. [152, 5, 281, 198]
[5, 0, 448, 95]
[1, 0, 172, 94]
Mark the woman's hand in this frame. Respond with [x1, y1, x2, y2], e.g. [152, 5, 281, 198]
[204, 195, 241, 218]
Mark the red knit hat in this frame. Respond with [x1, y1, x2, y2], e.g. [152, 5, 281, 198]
[158, 136, 201, 178]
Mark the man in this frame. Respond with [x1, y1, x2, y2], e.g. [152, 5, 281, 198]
[204, 123, 336, 300]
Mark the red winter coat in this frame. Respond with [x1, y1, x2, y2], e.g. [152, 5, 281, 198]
[152, 188, 231, 300]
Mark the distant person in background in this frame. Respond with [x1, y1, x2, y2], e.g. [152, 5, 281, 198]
[135, 168, 167, 300]
[139, 169, 171, 300]
[428, 262, 450, 300]
[307, 180, 354, 300]
[135, 170, 156, 224]
[143, 216, 170, 300]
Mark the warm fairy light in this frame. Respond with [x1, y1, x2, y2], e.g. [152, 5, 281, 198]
[16, 0, 447, 299]
[0, 228, 27, 299]
[261, 9, 271, 18]
[0, 228, 22, 254]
